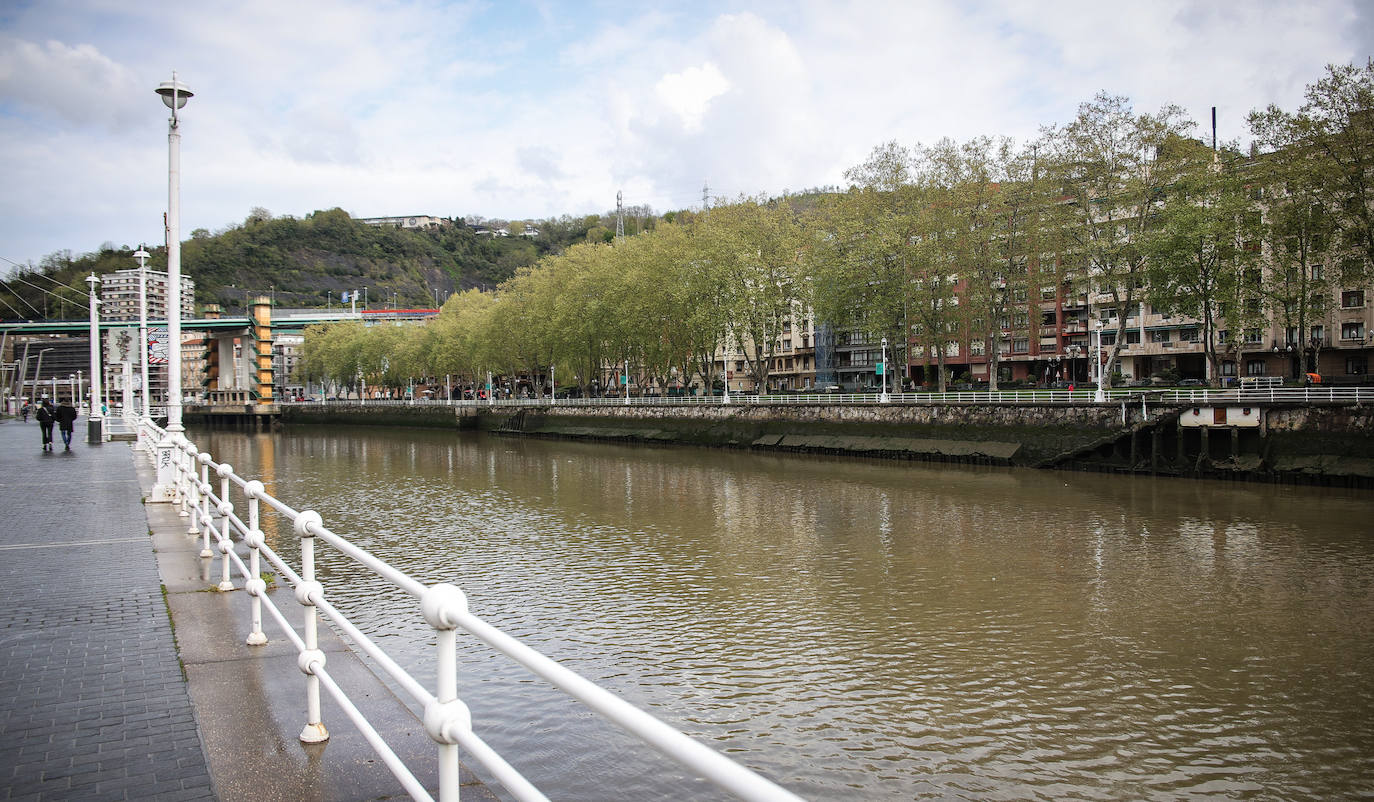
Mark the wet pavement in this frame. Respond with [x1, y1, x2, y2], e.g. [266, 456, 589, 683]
[0, 418, 498, 801]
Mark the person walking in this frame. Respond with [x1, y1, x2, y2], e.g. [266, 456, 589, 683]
[54, 398, 78, 451]
[36, 399, 55, 451]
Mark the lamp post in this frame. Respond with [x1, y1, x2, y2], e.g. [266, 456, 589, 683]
[85, 273, 103, 441]
[879, 337, 891, 403]
[134, 247, 152, 420]
[31, 347, 53, 405]
[1093, 320, 1105, 402]
[152, 72, 192, 500]
[156, 73, 191, 433]
[17, 343, 31, 407]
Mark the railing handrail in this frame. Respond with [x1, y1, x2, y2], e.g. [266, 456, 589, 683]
[136, 417, 803, 802]
[275, 385, 1374, 409]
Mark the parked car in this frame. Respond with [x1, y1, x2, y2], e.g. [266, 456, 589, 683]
[1178, 378, 1205, 387]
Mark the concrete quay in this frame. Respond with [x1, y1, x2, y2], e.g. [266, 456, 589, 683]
[0, 419, 497, 801]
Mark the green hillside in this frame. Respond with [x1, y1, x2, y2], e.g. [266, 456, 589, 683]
[0, 207, 645, 318]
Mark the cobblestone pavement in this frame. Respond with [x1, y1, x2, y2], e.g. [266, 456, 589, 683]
[0, 420, 215, 801]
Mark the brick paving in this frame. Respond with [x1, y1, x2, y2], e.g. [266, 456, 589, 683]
[0, 420, 215, 801]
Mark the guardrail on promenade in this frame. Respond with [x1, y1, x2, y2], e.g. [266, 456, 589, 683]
[139, 418, 803, 802]
[282, 385, 1374, 409]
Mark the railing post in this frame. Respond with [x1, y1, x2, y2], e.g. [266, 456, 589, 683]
[197, 453, 213, 556]
[181, 442, 197, 525]
[294, 510, 330, 744]
[421, 583, 470, 802]
[150, 430, 181, 503]
[214, 463, 235, 591]
[242, 479, 268, 646]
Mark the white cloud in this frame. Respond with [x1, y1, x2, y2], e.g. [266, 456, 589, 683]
[655, 63, 731, 132]
[0, 36, 143, 128]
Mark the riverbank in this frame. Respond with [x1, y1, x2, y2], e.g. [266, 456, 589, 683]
[271, 400, 1374, 486]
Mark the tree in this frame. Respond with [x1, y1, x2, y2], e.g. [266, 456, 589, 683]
[1250, 60, 1374, 282]
[1044, 92, 1193, 389]
[699, 198, 807, 392]
[921, 136, 1045, 391]
[1143, 148, 1262, 385]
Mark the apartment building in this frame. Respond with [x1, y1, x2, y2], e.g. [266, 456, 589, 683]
[99, 268, 195, 323]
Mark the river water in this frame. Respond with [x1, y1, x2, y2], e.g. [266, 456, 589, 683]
[191, 425, 1374, 801]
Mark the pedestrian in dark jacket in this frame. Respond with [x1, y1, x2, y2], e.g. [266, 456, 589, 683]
[54, 398, 78, 451]
[36, 399, 55, 451]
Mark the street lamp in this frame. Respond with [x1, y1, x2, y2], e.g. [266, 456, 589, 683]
[152, 72, 191, 500]
[31, 347, 53, 405]
[879, 337, 891, 403]
[85, 272, 103, 440]
[133, 247, 152, 420]
[156, 73, 191, 434]
[1092, 320, 1105, 402]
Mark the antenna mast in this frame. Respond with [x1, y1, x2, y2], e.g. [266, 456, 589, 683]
[615, 190, 625, 242]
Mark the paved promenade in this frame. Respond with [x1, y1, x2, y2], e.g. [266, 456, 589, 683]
[0, 419, 214, 800]
[0, 419, 497, 801]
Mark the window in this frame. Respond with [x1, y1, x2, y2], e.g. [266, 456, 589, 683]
[1244, 329, 1263, 344]
[1101, 331, 1117, 346]
[1218, 329, 1230, 343]
[1221, 361, 1237, 377]
[1150, 330, 1171, 343]
[1343, 290, 1365, 308]
[1311, 325, 1325, 345]
[1179, 328, 1199, 343]
[1126, 331, 1141, 344]
[1342, 322, 1366, 340]
[1246, 359, 1267, 376]
[1012, 338, 1029, 354]
[1348, 356, 1368, 375]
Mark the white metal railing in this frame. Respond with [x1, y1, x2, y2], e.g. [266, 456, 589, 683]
[135, 417, 803, 802]
[278, 385, 1374, 409]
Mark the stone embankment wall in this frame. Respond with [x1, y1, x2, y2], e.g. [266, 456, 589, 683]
[284, 402, 1133, 466]
[276, 401, 1373, 485]
[1258, 405, 1374, 482]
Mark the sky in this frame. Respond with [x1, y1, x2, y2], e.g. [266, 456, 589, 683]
[0, 0, 1371, 272]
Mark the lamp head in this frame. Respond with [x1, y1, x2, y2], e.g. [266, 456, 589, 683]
[156, 77, 193, 110]
[133, 248, 151, 267]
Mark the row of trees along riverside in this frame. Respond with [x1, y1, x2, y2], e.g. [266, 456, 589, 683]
[297, 62, 1374, 397]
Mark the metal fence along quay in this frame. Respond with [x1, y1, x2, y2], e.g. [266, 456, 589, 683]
[279, 385, 1374, 408]
[138, 418, 804, 802]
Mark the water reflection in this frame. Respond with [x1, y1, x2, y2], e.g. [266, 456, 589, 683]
[194, 427, 1374, 801]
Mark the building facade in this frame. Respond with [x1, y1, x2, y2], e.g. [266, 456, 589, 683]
[99, 269, 195, 324]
